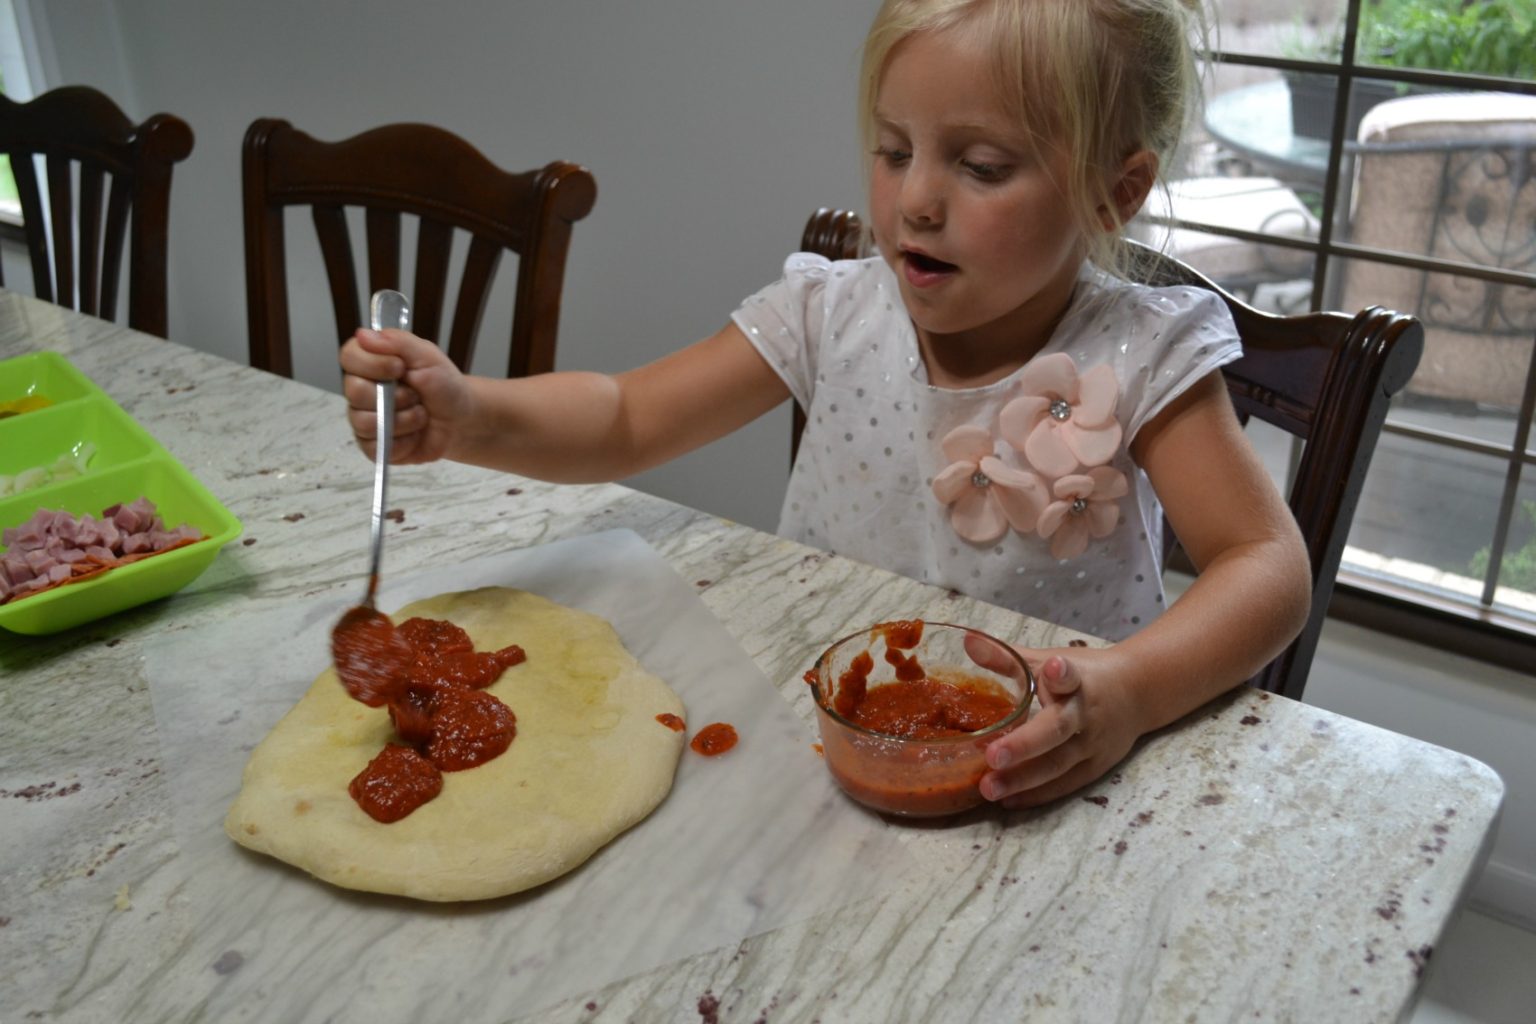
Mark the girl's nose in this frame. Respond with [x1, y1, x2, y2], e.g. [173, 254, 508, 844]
[899, 159, 944, 226]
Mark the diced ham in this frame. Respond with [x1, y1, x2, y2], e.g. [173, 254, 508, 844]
[2, 552, 33, 584]
[0, 498, 206, 605]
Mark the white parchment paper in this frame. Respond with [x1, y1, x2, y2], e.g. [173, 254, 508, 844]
[143, 529, 916, 1022]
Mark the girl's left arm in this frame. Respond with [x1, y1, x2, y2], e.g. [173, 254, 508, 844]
[1118, 368, 1312, 720]
[981, 370, 1312, 807]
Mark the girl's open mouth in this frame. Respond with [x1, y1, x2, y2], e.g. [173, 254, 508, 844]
[905, 251, 956, 273]
[902, 249, 958, 287]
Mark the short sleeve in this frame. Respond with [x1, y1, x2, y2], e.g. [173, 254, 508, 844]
[1124, 285, 1243, 443]
[730, 253, 832, 409]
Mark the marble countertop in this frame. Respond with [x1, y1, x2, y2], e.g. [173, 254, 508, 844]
[0, 293, 1504, 1023]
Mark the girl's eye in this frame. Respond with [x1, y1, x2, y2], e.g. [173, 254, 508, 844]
[961, 159, 1009, 182]
[873, 146, 911, 166]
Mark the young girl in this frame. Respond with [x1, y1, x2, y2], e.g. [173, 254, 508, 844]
[339, 0, 1311, 810]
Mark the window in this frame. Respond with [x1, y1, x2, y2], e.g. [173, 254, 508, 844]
[0, 0, 37, 228]
[1141, 0, 1536, 666]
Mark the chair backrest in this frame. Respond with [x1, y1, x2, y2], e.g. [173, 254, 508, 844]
[242, 119, 596, 379]
[0, 86, 194, 337]
[796, 207, 1425, 701]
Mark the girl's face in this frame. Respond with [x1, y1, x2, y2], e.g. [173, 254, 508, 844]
[869, 27, 1087, 379]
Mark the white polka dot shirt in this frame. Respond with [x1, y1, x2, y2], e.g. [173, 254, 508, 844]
[732, 255, 1241, 641]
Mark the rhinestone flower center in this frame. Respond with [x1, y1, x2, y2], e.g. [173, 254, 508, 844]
[971, 470, 991, 488]
[1070, 497, 1089, 515]
[1049, 398, 1072, 422]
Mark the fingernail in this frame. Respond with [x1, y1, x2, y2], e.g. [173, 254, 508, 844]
[990, 748, 1010, 770]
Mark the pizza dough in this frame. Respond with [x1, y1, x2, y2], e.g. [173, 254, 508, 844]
[225, 587, 686, 901]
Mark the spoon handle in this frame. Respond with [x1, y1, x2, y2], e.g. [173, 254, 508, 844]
[365, 290, 411, 606]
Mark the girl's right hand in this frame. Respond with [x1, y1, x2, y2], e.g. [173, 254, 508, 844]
[340, 328, 476, 464]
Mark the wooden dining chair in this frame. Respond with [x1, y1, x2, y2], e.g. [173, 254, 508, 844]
[242, 119, 596, 379]
[795, 207, 1425, 702]
[0, 86, 194, 337]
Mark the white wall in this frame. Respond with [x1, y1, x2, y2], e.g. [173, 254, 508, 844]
[31, 0, 877, 533]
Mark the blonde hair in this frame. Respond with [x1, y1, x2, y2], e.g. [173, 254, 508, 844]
[859, 0, 1207, 277]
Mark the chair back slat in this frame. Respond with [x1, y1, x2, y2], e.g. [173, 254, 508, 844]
[46, 156, 75, 310]
[364, 207, 400, 293]
[11, 153, 50, 302]
[411, 218, 453, 343]
[313, 204, 360, 348]
[447, 236, 502, 371]
[796, 208, 1425, 702]
[99, 177, 132, 322]
[243, 119, 595, 380]
[76, 165, 105, 317]
[0, 87, 192, 336]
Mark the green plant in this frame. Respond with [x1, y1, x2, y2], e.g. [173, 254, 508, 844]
[1358, 0, 1536, 79]
[1278, 2, 1536, 79]
[1470, 500, 1536, 593]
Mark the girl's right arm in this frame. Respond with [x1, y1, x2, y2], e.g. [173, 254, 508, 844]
[339, 322, 791, 482]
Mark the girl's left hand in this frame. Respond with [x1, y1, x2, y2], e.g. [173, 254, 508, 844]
[978, 646, 1144, 808]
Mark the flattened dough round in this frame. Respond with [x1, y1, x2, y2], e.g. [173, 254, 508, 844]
[225, 587, 685, 901]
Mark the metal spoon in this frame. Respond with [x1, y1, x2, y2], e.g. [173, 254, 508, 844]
[363, 288, 410, 607]
[330, 289, 413, 706]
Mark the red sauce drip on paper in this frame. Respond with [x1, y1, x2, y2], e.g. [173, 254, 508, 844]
[655, 713, 686, 732]
[689, 722, 738, 757]
[336, 613, 526, 822]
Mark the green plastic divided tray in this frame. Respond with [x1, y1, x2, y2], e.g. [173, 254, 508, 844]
[0, 351, 243, 634]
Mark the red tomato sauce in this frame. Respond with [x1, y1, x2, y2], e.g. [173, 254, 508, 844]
[655, 713, 686, 732]
[348, 744, 444, 823]
[689, 722, 738, 756]
[812, 620, 1022, 817]
[336, 613, 526, 822]
[845, 675, 1016, 739]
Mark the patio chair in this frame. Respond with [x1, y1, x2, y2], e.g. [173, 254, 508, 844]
[795, 207, 1424, 702]
[1336, 91, 1536, 410]
[0, 85, 194, 337]
[242, 119, 596, 379]
[1134, 175, 1318, 308]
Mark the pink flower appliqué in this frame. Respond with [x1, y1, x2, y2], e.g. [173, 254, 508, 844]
[931, 425, 1048, 545]
[998, 352, 1122, 478]
[1036, 467, 1129, 560]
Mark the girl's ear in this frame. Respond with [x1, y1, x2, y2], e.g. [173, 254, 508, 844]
[1100, 149, 1159, 229]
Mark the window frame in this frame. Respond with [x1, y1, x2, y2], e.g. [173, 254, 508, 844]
[1183, 0, 1536, 674]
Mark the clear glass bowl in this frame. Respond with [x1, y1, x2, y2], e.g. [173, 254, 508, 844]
[807, 620, 1034, 817]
